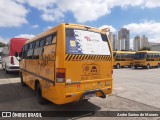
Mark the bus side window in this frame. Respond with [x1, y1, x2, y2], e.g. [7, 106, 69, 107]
[35, 41, 40, 48]
[116, 54, 120, 59]
[45, 36, 53, 46]
[121, 54, 124, 59]
[52, 34, 57, 44]
[40, 39, 45, 47]
[39, 39, 45, 56]
[147, 54, 150, 58]
[27, 42, 35, 59]
[21, 47, 24, 59]
[33, 41, 40, 59]
[24, 44, 29, 59]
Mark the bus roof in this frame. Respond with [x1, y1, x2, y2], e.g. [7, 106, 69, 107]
[25, 23, 107, 44]
[136, 51, 160, 54]
[113, 51, 135, 54]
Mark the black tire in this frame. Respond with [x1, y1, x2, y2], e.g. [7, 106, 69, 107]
[20, 73, 26, 87]
[82, 99, 89, 102]
[146, 64, 150, 69]
[157, 63, 160, 68]
[36, 83, 47, 104]
[134, 66, 138, 69]
[116, 64, 120, 69]
[129, 64, 132, 68]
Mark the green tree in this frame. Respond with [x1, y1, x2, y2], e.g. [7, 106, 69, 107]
[139, 46, 151, 51]
[0, 42, 6, 47]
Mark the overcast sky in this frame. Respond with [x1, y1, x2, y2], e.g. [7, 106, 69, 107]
[0, 0, 160, 48]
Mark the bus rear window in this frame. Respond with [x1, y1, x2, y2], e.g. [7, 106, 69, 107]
[66, 29, 111, 55]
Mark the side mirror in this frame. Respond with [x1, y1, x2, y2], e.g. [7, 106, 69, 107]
[15, 52, 19, 57]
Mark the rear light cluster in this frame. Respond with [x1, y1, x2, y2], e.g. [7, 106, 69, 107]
[10, 57, 15, 65]
[56, 68, 66, 83]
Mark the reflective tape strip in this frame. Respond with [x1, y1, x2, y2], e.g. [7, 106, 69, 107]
[66, 54, 112, 61]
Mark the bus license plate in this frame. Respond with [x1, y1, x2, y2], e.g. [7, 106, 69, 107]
[84, 93, 96, 99]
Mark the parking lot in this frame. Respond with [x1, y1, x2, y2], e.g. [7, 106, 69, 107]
[0, 64, 160, 120]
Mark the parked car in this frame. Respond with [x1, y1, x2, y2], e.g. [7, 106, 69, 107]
[1, 38, 28, 73]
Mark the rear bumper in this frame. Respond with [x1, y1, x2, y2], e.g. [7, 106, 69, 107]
[50, 87, 112, 105]
[6, 66, 19, 71]
[80, 89, 106, 100]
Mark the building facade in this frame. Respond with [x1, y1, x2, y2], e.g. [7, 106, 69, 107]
[133, 35, 149, 51]
[151, 43, 160, 51]
[134, 35, 141, 51]
[109, 32, 118, 51]
[141, 35, 149, 48]
[118, 28, 130, 51]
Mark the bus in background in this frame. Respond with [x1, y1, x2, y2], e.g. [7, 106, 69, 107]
[1, 38, 28, 73]
[113, 51, 135, 69]
[133, 51, 160, 69]
[17, 23, 113, 105]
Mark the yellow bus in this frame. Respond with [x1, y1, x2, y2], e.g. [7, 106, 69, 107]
[113, 51, 135, 69]
[133, 51, 160, 69]
[16, 23, 113, 105]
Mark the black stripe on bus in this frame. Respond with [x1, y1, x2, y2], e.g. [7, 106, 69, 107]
[66, 54, 70, 60]
[66, 55, 112, 61]
[68, 55, 73, 61]
[20, 68, 55, 85]
[72, 55, 76, 60]
[76, 55, 79, 59]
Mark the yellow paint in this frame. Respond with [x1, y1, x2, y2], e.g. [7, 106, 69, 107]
[133, 51, 160, 68]
[19, 23, 113, 105]
[113, 51, 135, 68]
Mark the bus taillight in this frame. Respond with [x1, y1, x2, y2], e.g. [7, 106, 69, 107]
[11, 57, 15, 65]
[56, 68, 66, 83]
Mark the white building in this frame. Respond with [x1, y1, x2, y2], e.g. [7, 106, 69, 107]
[133, 35, 149, 51]
[118, 28, 130, 51]
[151, 43, 160, 51]
[134, 35, 141, 51]
[109, 32, 118, 51]
[141, 35, 149, 48]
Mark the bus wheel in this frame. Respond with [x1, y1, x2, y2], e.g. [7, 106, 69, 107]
[157, 63, 160, 68]
[134, 66, 138, 69]
[20, 73, 26, 87]
[146, 64, 150, 69]
[116, 64, 120, 69]
[129, 64, 132, 68]
[36, 83, 47, 104]
[5, 64, 10, 74]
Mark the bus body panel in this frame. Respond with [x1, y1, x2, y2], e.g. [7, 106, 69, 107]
[133, 51, 160, 68]
[20, 23, 113, 105]
[113, 51, 135, 68]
